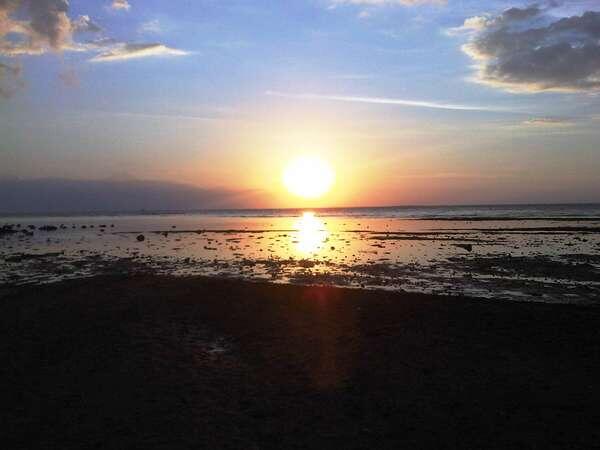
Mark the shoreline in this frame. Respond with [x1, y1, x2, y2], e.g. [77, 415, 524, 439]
[2, 275, 599, 449]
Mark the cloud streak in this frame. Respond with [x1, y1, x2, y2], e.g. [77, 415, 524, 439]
[266, 91, 505, 112]
[90, 43, 188, 62]
[522, 117, 574, 127]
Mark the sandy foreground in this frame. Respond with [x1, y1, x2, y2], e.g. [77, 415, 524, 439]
[2, 275, 599, 449]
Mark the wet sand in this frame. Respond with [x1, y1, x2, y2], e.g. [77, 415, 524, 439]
[2, 275, 599, 449]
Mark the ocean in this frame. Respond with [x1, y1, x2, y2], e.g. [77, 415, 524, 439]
[4, 203, 600, 219]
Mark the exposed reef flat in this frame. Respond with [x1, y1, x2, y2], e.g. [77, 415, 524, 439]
[1, 216, 599, 303]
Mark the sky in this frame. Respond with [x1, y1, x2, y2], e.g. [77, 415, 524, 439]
[1, 0, 600, 211]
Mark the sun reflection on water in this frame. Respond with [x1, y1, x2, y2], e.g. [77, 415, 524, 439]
[293, 212, 329, 256]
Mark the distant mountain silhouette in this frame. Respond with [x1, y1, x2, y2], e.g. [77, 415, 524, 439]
[0, 178, 270, 214]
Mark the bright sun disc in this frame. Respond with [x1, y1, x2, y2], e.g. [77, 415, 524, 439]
[283, 156, 335, 199]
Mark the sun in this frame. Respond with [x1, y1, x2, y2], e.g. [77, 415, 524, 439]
[282, 156, 335, 199]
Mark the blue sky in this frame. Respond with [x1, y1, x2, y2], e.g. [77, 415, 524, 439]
[1, 0, 600, 207]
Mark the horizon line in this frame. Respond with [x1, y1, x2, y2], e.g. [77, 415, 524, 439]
[2, 202, 600, 218]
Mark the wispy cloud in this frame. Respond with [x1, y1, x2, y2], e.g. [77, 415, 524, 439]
[522, 117, 574, 127]
[138, 19, 162, 34]
[90, 43, 188, 62]
[445, 15, 490, 36]
[110, 0, 131, 11]
[266, 91, 505, 112]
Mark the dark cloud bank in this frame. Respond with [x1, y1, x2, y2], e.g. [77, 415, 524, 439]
[461, 3, 600, 92]
[0, 179, 267, 214]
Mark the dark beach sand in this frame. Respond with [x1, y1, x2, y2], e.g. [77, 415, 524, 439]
[2, 276, 599, 449]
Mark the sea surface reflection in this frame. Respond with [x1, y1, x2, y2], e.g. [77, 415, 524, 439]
[293, 212, 329, 256]
[1, 210, 599, 303]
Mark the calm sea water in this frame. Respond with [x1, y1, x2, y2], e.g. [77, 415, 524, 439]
[198, 204, 600, 219]
[3, 203, 600, 220]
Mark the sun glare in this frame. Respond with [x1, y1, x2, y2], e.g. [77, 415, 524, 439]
[283, 156, 335, 199]
[294, 212, 329, 255]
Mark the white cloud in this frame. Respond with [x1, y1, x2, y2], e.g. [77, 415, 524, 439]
[110, 0, 131, 11]
[90, 43, 188, 62]
[446, 15, 490, 35]
[73, 15, 102, 33]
